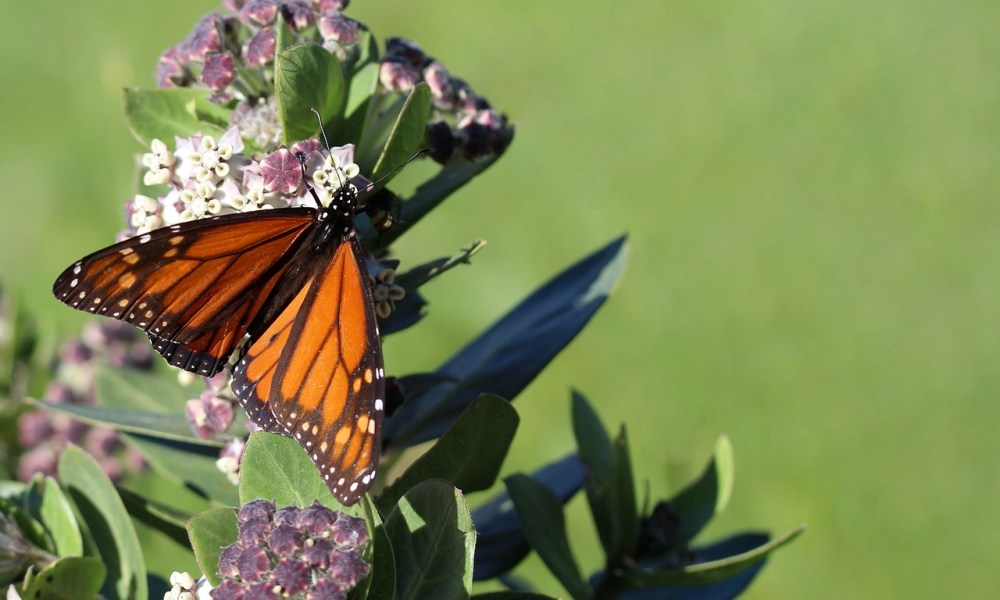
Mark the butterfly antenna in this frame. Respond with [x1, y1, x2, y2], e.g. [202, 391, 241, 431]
[369, 148, 429, 190]
[310, 107, 349, 190]
[295, 152, 325, 208]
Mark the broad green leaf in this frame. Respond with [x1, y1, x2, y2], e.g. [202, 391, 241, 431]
[118, 469, 216, 523]
[384, 481, 475, 600]
[370, 84, 432, 183]
[124, 433, 238, 506]
[668, 435, 735, 548]
[39, 476, 82, 557]
[377, 394, 519, 512]
[572, 391, 638, 559]
[122, 87, 227, 146]
[239, 432, 366, 520]
[623, 525, 806, 588]
[187, 507, 239, 586]
[58, 445, 146, 600]
[385, 237, 628, 448]
[19, 556, 106, 600]
[473, 455, 585, 581]
[504, 474, 590, 600]
[275, 44, 345, 144]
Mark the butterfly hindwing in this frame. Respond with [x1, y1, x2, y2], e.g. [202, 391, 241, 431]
[232, 234, 385, 505]
[52, 210, 316, 375]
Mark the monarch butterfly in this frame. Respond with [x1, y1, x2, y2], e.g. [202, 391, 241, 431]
[52, 154, 387, 505]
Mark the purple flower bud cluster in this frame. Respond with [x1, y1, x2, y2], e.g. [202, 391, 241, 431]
[212, 499, 371, 600]
[16, 321, 151, 483]
[380, 38, 514, 164]
[157, 1, 359, 108]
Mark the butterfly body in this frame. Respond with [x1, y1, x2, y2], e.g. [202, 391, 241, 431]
[53, 182, 385, 505]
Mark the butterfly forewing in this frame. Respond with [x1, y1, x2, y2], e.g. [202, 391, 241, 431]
[232, 234, 385, 505]
[52, 210, 315, 375]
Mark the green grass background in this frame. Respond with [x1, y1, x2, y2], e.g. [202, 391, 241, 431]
[1, 1, 997, 597]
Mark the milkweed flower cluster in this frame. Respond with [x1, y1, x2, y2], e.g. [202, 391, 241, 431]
[122, 128, 369, 241]
[212, 499, 371, 599]
[154, 0, 511, 167]
[17, 321, 150, 482]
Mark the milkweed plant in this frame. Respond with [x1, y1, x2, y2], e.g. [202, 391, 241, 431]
[0, 1, 803, 598]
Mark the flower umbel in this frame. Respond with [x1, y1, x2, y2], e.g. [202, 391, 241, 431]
[212, 499, 371, 600]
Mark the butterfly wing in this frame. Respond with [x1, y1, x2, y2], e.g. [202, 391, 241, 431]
[52, 209, 316, 376]
[232, 234, 385, 505]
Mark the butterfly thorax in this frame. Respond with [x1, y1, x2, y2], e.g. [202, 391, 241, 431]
[309, 185, 358, 254]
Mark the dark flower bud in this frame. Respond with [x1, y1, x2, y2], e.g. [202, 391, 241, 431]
[236, 546, 271, 582]
[385, 37, 426, 66]
[302, 538, 334, 568]
[327, 550, 369, 588]
[239, 516, 273, 546]
[319, 13, 359, 45]
[244, 27, 276, 66]
[316, 0, 350, 13]
[239, 0, 279, 26]
[297, 501, 338, 536]
[243, 582, 281, 600]
[156, 46, 188, 88]
[181, 12, 224, 62]
[239, 499, 276, 523]
[218, 543, 243, 578]
[203, 52, 236, 91]
[85, 426, 121, 457]
[273, 558, 311, 595]
[267, 524, 302, 555]
[18, 410, 54, 447]
[307, 580, 346, 600]
[330, 514, 367, 548]
[211, 579, 246, 600]
[280, 0, 316, 31]
[425, 120, 456, 165]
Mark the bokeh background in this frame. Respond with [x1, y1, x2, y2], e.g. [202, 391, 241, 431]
[1, 1, 997, 597]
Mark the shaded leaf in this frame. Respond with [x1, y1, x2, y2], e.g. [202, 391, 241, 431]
[335, 25, 381, 146]
[472, 454, 585, 581]
[378, 394, 519, 512]
[370, 84, 432, 183]
[58, 445, 146, 600]
[384, 481, 474, 600]
[667, 435, 735, 548]
[504, 475, 590, 600]
[122, 87, 227, 145]
[624, 526, 806, 588]
[29, 399, 213, 446]
[385, 237, 628, 448]
[572, 391, 638, 560]
[188, 507, 239, 586]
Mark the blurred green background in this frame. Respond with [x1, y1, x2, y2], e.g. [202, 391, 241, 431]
[1, 0, 997, 597]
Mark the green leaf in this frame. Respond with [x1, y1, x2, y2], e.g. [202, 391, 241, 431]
[275, 44, 345, 144]
[94, 366, 195, 415]
[504, 474, 591, 600]
[58, 445, 146, 600]
[385, 237, 628, 448]
[378, 394, 519, 513]
[187, 507, 239, 586]
[122, 87, 227, 146]
[335, 26, 381, 146]
[668, 435, 735, 547]
[29, 400, 213, 446]
[118, 469, 216, 523]
[39, 477, 82, 557]
[572, 391, 638, 560]
[238, 432, 367, 519]
[623, 525, 806, 587]
[18, 556, 106, 600]
[370, 84, 432, 183]
[384, 481, 475, 600]
[124, 433, 238, 506]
